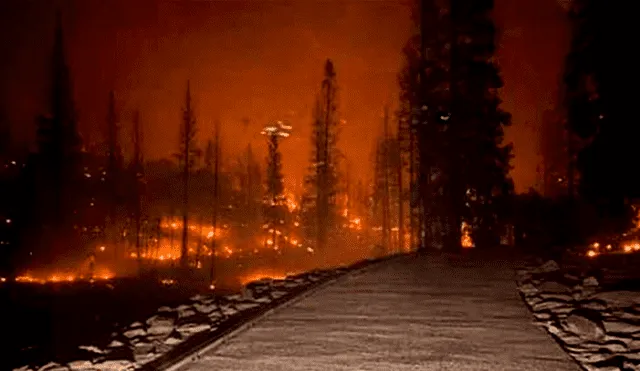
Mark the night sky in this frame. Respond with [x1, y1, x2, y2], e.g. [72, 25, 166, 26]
[0, 0, 570, 193]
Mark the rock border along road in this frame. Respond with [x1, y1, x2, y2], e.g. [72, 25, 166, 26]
[174, 252, 580, 371]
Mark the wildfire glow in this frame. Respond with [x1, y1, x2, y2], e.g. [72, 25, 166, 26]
[461, 222, 474, 248]
[240, 272, 287, 286]
[15, 269, 114, 284]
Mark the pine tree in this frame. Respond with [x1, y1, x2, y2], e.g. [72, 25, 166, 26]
[35, 12, 83, 225]
[303, 60, 342, 251]
[403, 0, 512, 249]
[178, 81, 199, 270]
[564, 0, 636, 234]
[449, 0, 513, 248]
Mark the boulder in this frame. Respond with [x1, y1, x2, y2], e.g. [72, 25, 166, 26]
[563, 311, 606, 342]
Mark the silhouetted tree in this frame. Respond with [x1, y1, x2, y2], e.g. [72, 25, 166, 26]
[105, 90, 124, 260]
[405, 0, 512, 250]
[564, 0, 635, 235]
[302, 60, 342, 251]
[25, 12, 84, 267]
[178, 81, 199, 270]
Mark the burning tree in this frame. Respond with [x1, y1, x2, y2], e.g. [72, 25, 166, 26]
[261, 121, 291, 250]
[302, 60, 342, 252]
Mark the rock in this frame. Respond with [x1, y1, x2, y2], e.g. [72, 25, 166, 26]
[178, 308, 197, 319]
[90, 360, 135, 371]
[603, 320, 640, 334]
[177, 323, 212, 336]
[147, 319, 175, 336]
[519, 283, 539, 296]
[164, 336, 183, 345]
[220, 305, 238, 316]
[571, 352, 615, 364]
[565, 273, 581, 282]
[629, 339, 640, 351]
[601, 339, 628, 353]
[534, 312, 552, 321]
[78, 345, 104, 354]
[533, 299, 568, 312]
[37, 363, 66, 371]
[129, 321, 143, 329]
[235, 302, 259, 311]
[538, 281, 572, 294]
[533, 260, 560, 274]
[563, 311, 606, 342]
[107, 340, 125, 348]
[271, 291, 287, 299]
[132, 341, 154, 355]
[547, 324, 583, 346]
[193, 302, 217, 314]
[579, 299, 609, 312]
[158, 306, 173, 313]
[526, 296, 543, 307]
[190, 294, 209, 302]
[123, 328, 146, 339]
[225, 294, 243, 301]
[539, 293, 573, 302]
[590, 291, 640, 309]
[623, 361, 640, 371]
[66, 360, 93, 370]
[583, 276, 599, 287]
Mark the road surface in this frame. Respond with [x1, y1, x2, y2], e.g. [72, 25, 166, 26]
[174, 251, 579, 371]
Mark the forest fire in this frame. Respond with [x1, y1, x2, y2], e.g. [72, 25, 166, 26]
[240, 271, 289, 286]
[14, 269, 115, 284]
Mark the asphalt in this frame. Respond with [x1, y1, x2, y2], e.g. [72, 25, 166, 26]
[175, 251, 580, 371]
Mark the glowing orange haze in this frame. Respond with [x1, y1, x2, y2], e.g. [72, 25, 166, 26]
[0, 0, 570, 193]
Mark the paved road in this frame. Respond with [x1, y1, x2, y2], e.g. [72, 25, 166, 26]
[176, 252, 579, 371]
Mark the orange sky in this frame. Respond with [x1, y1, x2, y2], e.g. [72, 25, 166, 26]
[0, 0, 570, 193]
